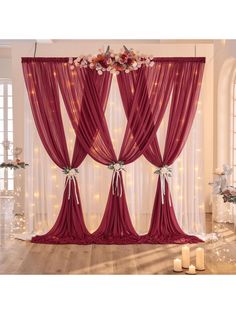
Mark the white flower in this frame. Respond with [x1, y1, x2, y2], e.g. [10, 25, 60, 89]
[113, 163, 121, 171]
[97, 70, 103, 75]
[160, 167, 169, 175]
[67, 169, 77, 177]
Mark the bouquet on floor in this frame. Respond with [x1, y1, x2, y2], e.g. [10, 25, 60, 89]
[209, 164, 236, 204]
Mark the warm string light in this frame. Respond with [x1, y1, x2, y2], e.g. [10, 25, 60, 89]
[94, 193, 100, 200]
[33, 192, 39, 198]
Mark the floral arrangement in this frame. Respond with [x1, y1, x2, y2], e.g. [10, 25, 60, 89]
[209, 164, 236, 204]
[108, 161, 126, 172]
[68, 46, 155, 75]
[154, 165, 172, 177]
[62, 167, 79, 175]
[0, 159, 29, 170]
[221, 187, 236, 203]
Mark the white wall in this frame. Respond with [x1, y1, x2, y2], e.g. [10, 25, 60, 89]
[7, 40, 214, 213]
[214, 40, 236, 168]
[0, 58, 11, 78]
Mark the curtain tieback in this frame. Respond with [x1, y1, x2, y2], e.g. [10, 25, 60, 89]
[154, 165, 172, 205]
[63, 168, 79, 204]
[108, 161, 126, 197]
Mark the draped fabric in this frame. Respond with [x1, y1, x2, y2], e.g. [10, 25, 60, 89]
[143, 59, 205, 243]
[69, 63, 181, 243]
[22, 57, 205, 245]
[61, 67, 133, 243]
[22, 60, 89, 244]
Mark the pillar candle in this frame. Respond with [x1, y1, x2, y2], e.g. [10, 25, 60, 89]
[196, 247, 205, 270]
[173, 258, 182, 272]
[188, 264, 196, 274]
[182, 246, 190, 268]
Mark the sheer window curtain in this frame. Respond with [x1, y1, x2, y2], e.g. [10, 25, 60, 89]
[24, 77, 205, 237]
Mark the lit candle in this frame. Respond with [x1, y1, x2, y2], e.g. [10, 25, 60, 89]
[188, 264, 196, 274]
[196, 247, 205, 270]
[182, 246, 190, 268]
[173, 258, 182, 272]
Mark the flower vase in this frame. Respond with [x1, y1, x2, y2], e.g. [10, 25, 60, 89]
[213, 194, 234, 223]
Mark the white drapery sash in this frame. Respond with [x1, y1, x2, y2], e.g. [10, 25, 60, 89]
[154, 165, 172, 205]
[108, 162, 126, 197]
[64, 168, 79, 204]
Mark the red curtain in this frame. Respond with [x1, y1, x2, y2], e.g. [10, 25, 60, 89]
[142, 58, 205, 243]
[22, 57, 205, 245]
[55, 63, 136, 243]
[59, 67, 138, 243]
[22, 58, 111, 244]
[68, 64, 180, 243]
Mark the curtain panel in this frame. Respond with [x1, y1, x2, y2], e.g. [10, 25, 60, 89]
[22, 57, 205, 244]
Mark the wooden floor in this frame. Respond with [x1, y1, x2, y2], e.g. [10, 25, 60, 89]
[0, 214, 236, 274]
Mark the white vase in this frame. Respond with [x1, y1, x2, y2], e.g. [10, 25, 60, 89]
[213, 194, 234, 223]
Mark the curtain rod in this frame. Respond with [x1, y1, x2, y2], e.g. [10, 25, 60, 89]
[22, 57, 206, 63]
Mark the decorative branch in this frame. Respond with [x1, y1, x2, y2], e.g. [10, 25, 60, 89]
[0, 161, 29, 170]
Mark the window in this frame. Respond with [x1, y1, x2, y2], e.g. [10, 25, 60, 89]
[0, 79, 14, 192]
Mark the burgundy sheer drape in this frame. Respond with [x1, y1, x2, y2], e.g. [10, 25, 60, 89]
[22, 57, 205, 245]
[62, 68, 138, 243]
[142, 59, 205, 243]
[22, 60, 90, 244]
[71, 64, 180, 243]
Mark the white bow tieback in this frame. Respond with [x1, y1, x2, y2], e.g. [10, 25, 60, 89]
[63, 167, 79, 204]
[154, 165, 172, 205]
[108, 161, 126, 197]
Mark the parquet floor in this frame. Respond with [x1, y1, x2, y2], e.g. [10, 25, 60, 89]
[0, 213, 236, 274]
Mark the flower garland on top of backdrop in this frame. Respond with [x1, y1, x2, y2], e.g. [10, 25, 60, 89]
[68, 46, 155, 75]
